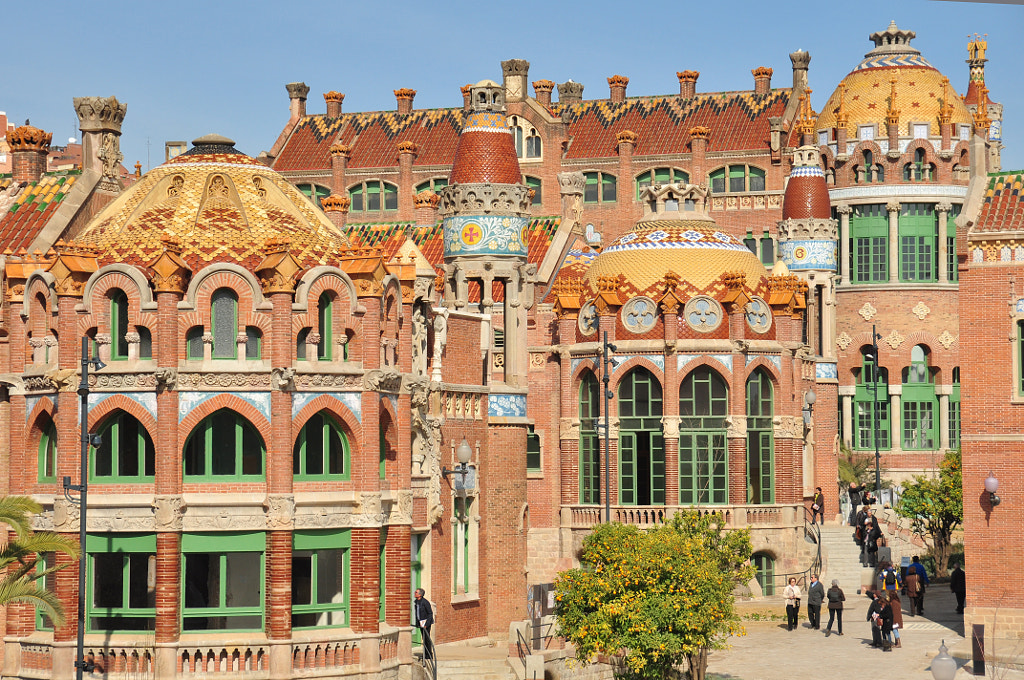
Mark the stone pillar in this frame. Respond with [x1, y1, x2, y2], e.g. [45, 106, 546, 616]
[74, 95, 127, 191]
[887, 202, 900, 284]
[890, 391, 901, 451]
[8, 125, 51, 184]
[533, 80, 554, 108]
[752, 67, 773, 95]
[837, 205, 852, 283]
[937, 202, 951, 282]
[557, 81, 584, 105]
[397, 141, 418, 220]
[677, 70, 699, 98]
[608, 75, 628, 103]
[395, 88, 416, 115]
[461, 84, 473, 112]
[502, 59, 530, 103]
[616, 130, 636, 205]
[324, 90, 344, 118]
[286, 82, 310, 119]
[689, 127, 709, 183]
[841, 395, 853, 449]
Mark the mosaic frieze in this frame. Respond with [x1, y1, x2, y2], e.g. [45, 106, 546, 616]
[778, 240, 837, 271]
[442, 214, 528, 257]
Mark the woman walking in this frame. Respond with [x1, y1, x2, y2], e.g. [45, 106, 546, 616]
[784, 577, 802, 631]
[824, 579, 845, 636]
[889, 590, 904, 647]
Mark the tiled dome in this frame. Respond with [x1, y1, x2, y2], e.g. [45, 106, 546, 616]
[783, 146, 831, 220]
[75, 135, 350, 270]
[816, 22, 972, 137]
[449, 81, 522, 185]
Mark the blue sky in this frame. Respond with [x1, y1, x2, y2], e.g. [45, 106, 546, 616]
[3, 0, 1022, 171]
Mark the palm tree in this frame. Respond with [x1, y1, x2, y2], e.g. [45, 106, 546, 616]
[0, 496, 79, 626]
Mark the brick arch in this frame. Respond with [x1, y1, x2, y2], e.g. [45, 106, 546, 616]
[849, 139, 884, 160]
[899, 139, 939, 165]
[24, 276, 56, 335]
[570, 360, 598, 387]
[742, 358, 782, 388]
[608, 356, 664, 394]
[294, 267, 362, 316]
[951, 140, 970, 165]
[381, 277, 403, 324]
[87, 395, 157, 437]
[677, 356, 733, 388]
[26, 396, 56, 430]
[178, 395, 271, 449]
[80, 271, 154, 338]
[240, 311, 272, 337]
[291, 396, 363, 458]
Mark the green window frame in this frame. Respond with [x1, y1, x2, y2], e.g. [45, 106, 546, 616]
[679, 367, 729, 505]
[526, 425, 541, 472]
[34, 551, 57, 631]
[110, 289, 129, 360]
[297, 183, 331, 208]
[293, 411, 349, 480]
[947, 204, 962, 283]
[86, 533, 156, 632]
[348, 180, 398, 212]
[855, 352, 891, 450]
[186, 326, 204, 360]
[411, 533, 425, 643]
[414, 177, 448, 194]
[524, 176, 542, 205]
[244, 326, 261, 360]
[92, 411, 155, 483]
[292, 530, 350, 629]
[579, 373, 601, 505]
[636, 168, 689, 200]
[453, 498, 473, 595]
[850, 204, 888, 283]
[753, 552, 775, 596]
[183, 409, 265, 481]
[38, 419, 57, 483]
[949, 367, 961, 450]
[710, 165, 765, 193]
[182, 532, 264, 632]
[899, 203, 937, 282]
[318, 293, 333, 360]
[211, 288, 238, 360]
[902, 345, 937, 450]
[583, 171, 617, 204]
[746, 369, 774, 504]
[618, 367, 665, 506]
[902, 149, 928, 182]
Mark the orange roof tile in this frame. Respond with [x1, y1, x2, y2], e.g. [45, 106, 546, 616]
[0, 172, 79, 253]
[975, 172, 1024, 232]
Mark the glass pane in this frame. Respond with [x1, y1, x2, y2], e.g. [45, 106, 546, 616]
[296, 328, 308, 359]
[211, 412, 236, 475]
[139, 327, 152, 359]
[128, 554, 155, 608]
[184, 554, 215, 608]
[729, 175, 745, 192]
[119, 416, 139, 477]
[96, 425, 114, 477]
[245, 328, 260, 359]
[212, 290, 237, 359]
[367, 184, 381, 211]
[350, 189, 363, 212]
[327, 425, 345, 475]
[316, 549, 345, 605]
[93, 553, 124, 608]
[305, 415, 324, 475]
[225, 553, 260, 607]
[292, 552, 313, 605]
[242, 422, 262, 475]
[526, 136, 541, 158]
[184, 431, 204, 476]
[602, 175, 616, 202]
[187, 328, 204, 359]
[92, 616, 154, 631]
[584, 179, 598, 203]
[711, 177, 725, 193]
[113, 292, 129, 358]
[749, 171, 765, 192]
[384, 185, 398, 211]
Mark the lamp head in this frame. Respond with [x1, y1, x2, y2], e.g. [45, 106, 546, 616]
[805, 388, 816, 407]
[92, 357, 106, 371]
[984, 471, 999, 494]
[456, 438, 473, 465]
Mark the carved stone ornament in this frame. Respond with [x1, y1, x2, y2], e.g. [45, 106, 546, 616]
[559, 418, 580, 441]
[578, 301, 598, 336]
[293, 373, 363, 390]
[883, 330, 905, 350]
[858, 302, 877, 321]
[683, 295, 724, 333]
[836, 331, 853, 351]
[44, 368, 78, 392]
[176, 372, 273, 389]
[90, 372, 158, 390]
[911, 301, 930, 320]
[53, 498, 80, 532]
[153, 495, 184, 531]
[388, 491, 414, 524]
[271, 367, 296, 392]
[937, 330, 957, 349]
[436, 183, 532, 219]
[264, 495, 296, 529]
[364, 368, 402, 393]
[352, 492, 384, 526]
[661, 416, 681, 439]
[621, 296, 658, 334]
[726, 415, 747, 439]
[774, 415, 803, 439]
[24, 376, 56, 392]
[98, 132, 124, 184]
[529, 352, 546, 369]
[154, 367, 178, 391]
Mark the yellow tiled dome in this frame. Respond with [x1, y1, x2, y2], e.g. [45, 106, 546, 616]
[75, 135, 349, 271]
[816, 22, 972, 137]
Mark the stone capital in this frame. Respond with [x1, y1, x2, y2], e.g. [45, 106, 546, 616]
[835, 203, 853, 215]
[153, 495, 184, 531]
[559, 418, 580, 441]
[264, 495, 296, 529]
[661, 415, 681, 439]
[73, 96, 127, 134]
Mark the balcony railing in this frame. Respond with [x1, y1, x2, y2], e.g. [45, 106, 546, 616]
[566, 503, 803, 529]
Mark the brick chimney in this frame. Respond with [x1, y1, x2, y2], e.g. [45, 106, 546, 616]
[414, 190, 440, 226]
[324, 91, 345, 118]
[329, 143, 351, 195]
[8, 124, 51, 184]
[398, 141, 418, 219]
[73, 96, 127, 189]
[557, 81, 584, 105]
[533, 80, 554, 108]
[461, 84, 473, 112]
[320, 194, 350, 229]
[689, 126, 710, 180]
[286, 82, 310, 119]
[395, 88, 416, 115]
[752, 67, 773, 95]
[677, 71, 699, 98]
[502, 59, 530, 103]
[608, 75, 629, 103]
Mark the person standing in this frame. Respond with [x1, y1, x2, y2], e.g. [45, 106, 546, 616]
[905, 568, 922, 616]
[878, 593, 894, 651]
[865, 519, 882, 568]
[889, 590, 904, 648]
[867, 591, 884, 648]
[414, 588, 435, 660]
[950, 562, 966, 614]
[879, 561, 901, 594]
[812, 487, 826, 525]
[848, 482, 867, 526]
[825, 579, 845, 637]
[806, 574, 825, 630]
[784, 577, 802, 631]
[910, 555, 930, 614]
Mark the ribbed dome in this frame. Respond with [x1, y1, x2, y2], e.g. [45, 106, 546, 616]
[816, 22, 972, 137]
[583, 219, 767, 298]
[75, 136, 349, 270]
[783, 146, 831, 220]
[449, 110, 523, 185]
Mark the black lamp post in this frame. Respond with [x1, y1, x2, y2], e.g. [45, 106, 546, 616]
[864, 324, 883, 500]
[601, 331, 617, 523]
[62, 336, 105, 680]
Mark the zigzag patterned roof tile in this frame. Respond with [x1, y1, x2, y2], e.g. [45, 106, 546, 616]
[975, 171, 1024, 233]
[0, 173, 79, 253]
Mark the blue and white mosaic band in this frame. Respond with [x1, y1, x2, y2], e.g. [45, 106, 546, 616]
[816, 362, 838, 380]
[855, 54, 932, 71]
[489, 393, 527, 418]
[790, 166, 825, 178]
[780, 240, 837, 271]
[443, 214, 528, 257]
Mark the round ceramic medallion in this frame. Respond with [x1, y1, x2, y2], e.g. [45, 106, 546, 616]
[578, 301, 598, 336]
[621, 296, 658, 334]
[745, 296, 772, 334]
[683, 296, 723, 333]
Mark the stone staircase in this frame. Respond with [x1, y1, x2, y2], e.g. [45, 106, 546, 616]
[818, 524, 870, 593]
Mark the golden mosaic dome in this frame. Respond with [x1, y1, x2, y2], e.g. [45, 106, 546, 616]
[75, 135, 350, 270]
[816, 22, 972, 137]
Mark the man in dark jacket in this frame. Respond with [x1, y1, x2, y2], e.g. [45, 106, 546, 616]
[848, 482, 868, 526]
[909, 555, 930, 614]
[950, 562, 966, 614]
[864, 519, 882, 567]
[806, 574, 826, 629]
[812, 487, 826, 525]
[867, 591, 885, 648]
[414, 588, 435, 660]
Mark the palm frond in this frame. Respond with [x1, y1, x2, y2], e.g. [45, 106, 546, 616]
[0, 578, 65, 627]
[0, 497, 43, 539]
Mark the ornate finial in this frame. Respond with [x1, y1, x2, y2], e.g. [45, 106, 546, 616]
[676, 70, 700, 83]
[752, 66, 774, 78]
[968, 33, 988, 61]
[836, 81, 849, 128]
[795, 90, 817, 136]
[939, 77, 954, 125]
[323, 91, 345, 104]
[73, 96, 127, 133]
[533, 80, 555, 94]
[689, 126, 711, 140]
[394, 88, 417, 100]
[616, 129, 638, 145]
[256, 238, 302, 294]
[397, 140, 419, 155]
[460, 83, 473, 96]
[134, 161, 142, 177]
[320, 194, 351, 213]
[329, 143, 351, 159]
[607, 75, 629, 87]
[886, 77, 900, 127]
[413, 191, 440, 209]
[7, 124, 52, 152]
[973, 86, 991, 133]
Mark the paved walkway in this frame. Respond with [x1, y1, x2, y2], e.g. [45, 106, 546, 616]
[707, 585, 1024, 680]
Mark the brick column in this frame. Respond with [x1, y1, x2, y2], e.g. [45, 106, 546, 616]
[689, 127, 709, 184]
[887, 202, 900, 283]
[350, 527, 382, 634]
[329, 144, 351, 197]
[384, 524, 411, 626]
[484, 425, 527, 634]
[155, 532, 181, 645]
[266, 531, 292, 640]
[677, 71, 699, 99]
[397, 141, 418, 221]
[608, 75, 628, 103]
[616, 130, 636, 212]
[533, 80, 554, 109]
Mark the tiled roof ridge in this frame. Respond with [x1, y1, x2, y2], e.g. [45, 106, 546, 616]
[559, 89, 792, 129]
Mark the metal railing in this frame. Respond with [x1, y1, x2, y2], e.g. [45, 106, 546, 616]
[769, 505, 823, 592]
[418, 627, 437, 680]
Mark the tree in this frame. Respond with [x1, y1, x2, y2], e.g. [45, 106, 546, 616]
[554, 511, 754, 680]
[0, 496, 79, 626]
[895, 449, 962, 578]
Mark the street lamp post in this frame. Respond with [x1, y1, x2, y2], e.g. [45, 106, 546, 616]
[601, 332, 617, 524]
[63, 337, 105, 680]
[868, 324, 882, 500]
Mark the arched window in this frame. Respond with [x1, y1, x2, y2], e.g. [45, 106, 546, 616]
[318, 293, 333, 361]
[855, 347, 890, 450]
[753, 552, 775, 596]
[296, 328, 310, 360]
[902, 345, 937, 450]
[109, 289, 129, 360]
[679, 367, 729, 504]
[245, 326, 261, 360]
[904, 148, 928, 182]
[92, 411, 155, 483]
[709, 165, 765, 193]
[508, 116, 541, 160]
[183, 409, 265, 480]
[745, 369, 774, 504]
[38, 418, 57, 483]
[414, 177, 448, 194]
[618, 367, 664, 506]
[294, 412, 349, 480]
[138, 327, 153, 360]
[186, 326, 204, 360]
[636, 168, 689, 200]
[579, 373, 601, 505]
[348, 180, 398, 212]
[211, 288, 238, 360]
[583, 171, 617, 204]
[296, 183, 331, 208]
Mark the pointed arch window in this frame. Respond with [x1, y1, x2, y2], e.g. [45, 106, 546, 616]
[38, 419, 57, 483]
[183, 409, 265, 481]
[679, 367, 729, 504]
[579, 373, 601, 505]
[293, 411, 349, 480]
[618, 367, 664, 506]
[92, 411, 155, 483]
[745, 369, 774, 504]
